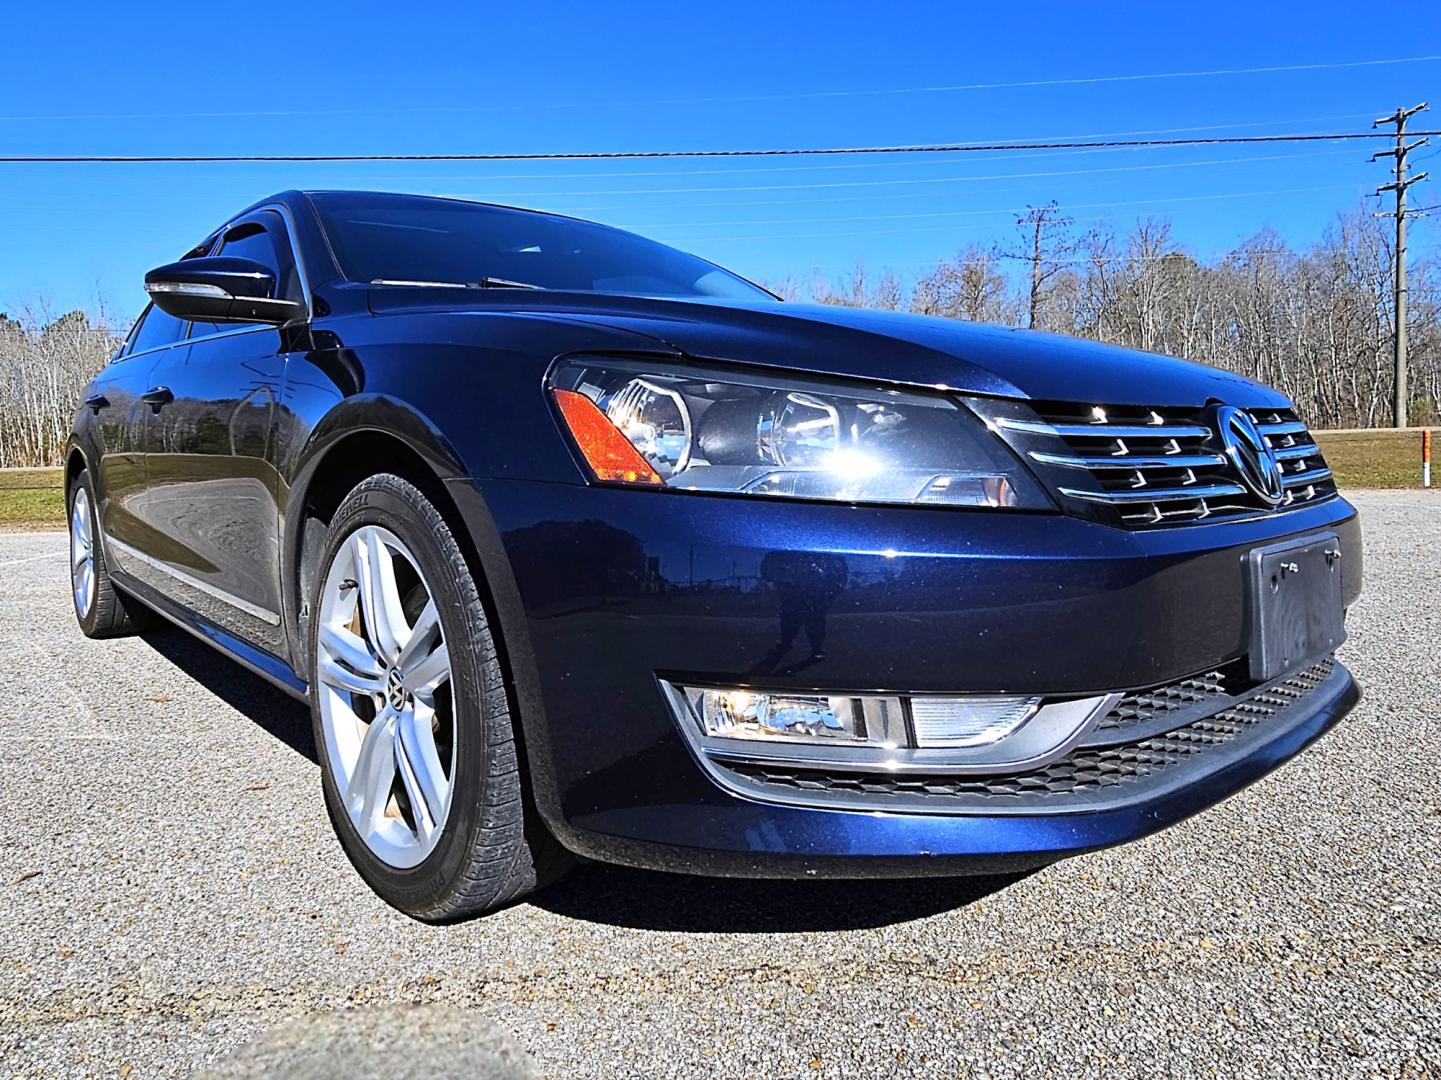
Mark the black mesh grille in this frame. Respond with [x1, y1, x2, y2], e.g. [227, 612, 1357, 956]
[1094, 664, 1240, 732]
[721, 659, 1336, 808]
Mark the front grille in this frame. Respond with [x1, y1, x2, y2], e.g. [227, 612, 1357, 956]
[1094, 664, 1239, 732]
[989, 401, 1338, 528]
[719, 658, 1338, 812]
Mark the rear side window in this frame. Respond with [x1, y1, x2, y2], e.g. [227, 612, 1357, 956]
[127, 303, 186, 355]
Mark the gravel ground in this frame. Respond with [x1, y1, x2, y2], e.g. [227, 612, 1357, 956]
[1, 489, 1437, 1079]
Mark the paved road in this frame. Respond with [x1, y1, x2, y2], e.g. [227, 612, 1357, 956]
[1, 491, 1437, 1079]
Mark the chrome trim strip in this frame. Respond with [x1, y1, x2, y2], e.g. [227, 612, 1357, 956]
[1030, 450, 1226, 470]
[105, 535, 281, 626]
[996, 417, 1210, 440]
[1272, 444, 1318, 461]
[1057, 481, 1247, 504]
[1282, 467, 1333, 488]
[1258, 420, 1308, 437]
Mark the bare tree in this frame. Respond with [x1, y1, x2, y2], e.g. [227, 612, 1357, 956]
[0, 305, 125, 468]
[1009, 201, 1082, 330]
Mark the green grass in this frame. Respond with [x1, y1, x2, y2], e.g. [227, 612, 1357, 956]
[1315, 429, 1437, 489]
[0, 469, 64, 528]
[0, 432, 1433, 530]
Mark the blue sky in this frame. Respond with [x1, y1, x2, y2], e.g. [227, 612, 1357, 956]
[2, 1, 1438, 320]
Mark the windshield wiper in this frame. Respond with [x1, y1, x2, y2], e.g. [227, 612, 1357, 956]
[370, 277, 545, 290]
[475, 276, 543, 290]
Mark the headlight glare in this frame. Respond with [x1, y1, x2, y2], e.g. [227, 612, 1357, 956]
[551, 358, 1049, 508]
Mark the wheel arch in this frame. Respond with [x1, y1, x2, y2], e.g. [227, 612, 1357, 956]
[284, 403, 465, 665]
[64, 441, 89, 495]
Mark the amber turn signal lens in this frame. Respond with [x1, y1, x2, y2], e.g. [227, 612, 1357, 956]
[551, 389, 664, 485]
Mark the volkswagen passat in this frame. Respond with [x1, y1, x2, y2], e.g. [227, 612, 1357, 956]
[66, 191, 1361, 920]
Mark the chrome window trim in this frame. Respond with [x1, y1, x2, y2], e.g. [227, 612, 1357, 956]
[184, 323, 280, 347]
[123, 303, 189, 361]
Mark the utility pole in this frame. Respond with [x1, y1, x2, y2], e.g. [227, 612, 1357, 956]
[1013, 202, 1074, 330]
[1372, 103, 1429, 429]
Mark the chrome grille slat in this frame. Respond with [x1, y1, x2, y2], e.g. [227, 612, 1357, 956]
[1272, 444, 1318, 461]
[1258, 420, 1308, 437]
[998, 418, 1210, 440]
[1059, 482, 1248, 505]
[1030, 451, 1227, 470]
[1282, 466, 1333, 488]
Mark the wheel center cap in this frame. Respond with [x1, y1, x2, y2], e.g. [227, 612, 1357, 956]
[386, 667, 407, 710]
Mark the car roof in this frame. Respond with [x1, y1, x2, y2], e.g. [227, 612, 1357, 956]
[299, 189, 603, 228]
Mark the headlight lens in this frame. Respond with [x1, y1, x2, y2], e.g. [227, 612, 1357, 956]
[549, 358, 1049, 508]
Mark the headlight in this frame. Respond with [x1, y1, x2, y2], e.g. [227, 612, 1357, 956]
[549, 358, 1050, 508]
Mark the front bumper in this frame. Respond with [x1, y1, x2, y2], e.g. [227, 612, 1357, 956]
[447, 478, 1362, 877]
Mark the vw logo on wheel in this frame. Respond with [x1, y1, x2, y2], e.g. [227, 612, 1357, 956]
[386, 667, 407, 710]
[1215, 405, 1285, 507]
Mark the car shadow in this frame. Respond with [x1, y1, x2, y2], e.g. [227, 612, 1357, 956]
[136, 625, 1032, 933]
[530, 862, 1032, 933]
[138, 624, 317, 762]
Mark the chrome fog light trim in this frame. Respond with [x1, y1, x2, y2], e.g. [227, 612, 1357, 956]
[660, 681, 1121, 777]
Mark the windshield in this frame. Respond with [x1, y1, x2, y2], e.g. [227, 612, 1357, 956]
[310, 192, 774, 301]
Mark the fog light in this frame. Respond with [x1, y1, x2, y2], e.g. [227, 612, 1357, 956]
[909, 696, 1040, 748]
[689, 689, 865, 743]
[677, 685, 1038, 749]
[663, 680, 1118, 777]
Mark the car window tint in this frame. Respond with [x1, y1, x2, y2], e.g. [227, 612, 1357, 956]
[187, 321, 229, 339]
[310, 193, 773, 301]
[128, 303, 187, 355]
[218, 212, 302, 305]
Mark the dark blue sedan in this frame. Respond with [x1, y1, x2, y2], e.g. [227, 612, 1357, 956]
[66, 190, 1361, 920]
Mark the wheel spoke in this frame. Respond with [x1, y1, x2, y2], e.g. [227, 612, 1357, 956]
[357, 530, 407, 663]
[395, 703, 447, 843]
[395, 599, 440, 673]
[318, 655, 384, 696]
[317, 620, 380, 677]
[404, 641, 450, 698]
[346, 708, 398, 834]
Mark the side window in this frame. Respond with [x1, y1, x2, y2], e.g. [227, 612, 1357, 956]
[189, 212, 302, 337]
[127, 303, 187, 356]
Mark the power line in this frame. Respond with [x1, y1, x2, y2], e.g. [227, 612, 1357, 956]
[228, 113, 1381, 183]
[663, 184, 1359, 243]
[1, 57, 1433, 121]
[2, 131, 1436, 165]
[431, 148, 1362, 201]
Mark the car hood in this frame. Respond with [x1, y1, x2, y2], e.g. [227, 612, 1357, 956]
[366, 288, 1288, 408]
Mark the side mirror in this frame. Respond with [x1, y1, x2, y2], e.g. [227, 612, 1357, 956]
[144, 256, 306, 325]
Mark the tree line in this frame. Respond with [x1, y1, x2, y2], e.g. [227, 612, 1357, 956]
[768, 202, 1439, 430]
[1, 201, 1436, 468]
[0, 308, 122, 469]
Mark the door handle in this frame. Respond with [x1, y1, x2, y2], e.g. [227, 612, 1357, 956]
[141, 385, 174, 409]
[84, 393, 110, 413]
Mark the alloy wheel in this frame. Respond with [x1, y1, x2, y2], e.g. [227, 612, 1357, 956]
[316, 525, 455, 869]
[70, 486, 95, 619]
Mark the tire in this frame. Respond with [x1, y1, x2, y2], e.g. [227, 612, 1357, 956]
[68, 467, 150, 638]
[308, 473, 571, 921]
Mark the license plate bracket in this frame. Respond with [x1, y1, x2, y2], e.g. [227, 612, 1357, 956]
[1247, 532, 1346, 682]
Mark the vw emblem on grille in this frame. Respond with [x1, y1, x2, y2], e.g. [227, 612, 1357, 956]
[1215, 405, 1285, 507]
